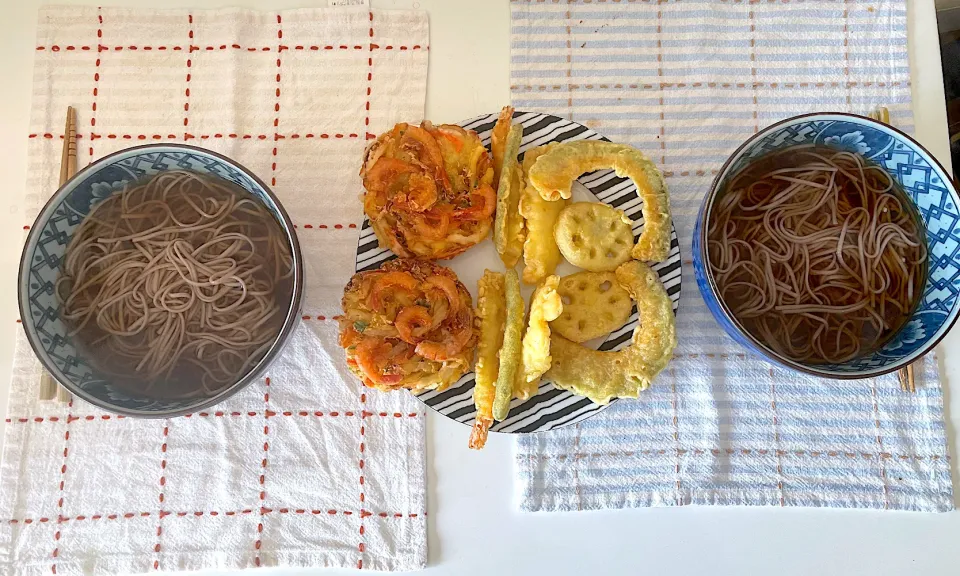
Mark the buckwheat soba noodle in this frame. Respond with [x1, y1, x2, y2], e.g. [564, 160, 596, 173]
[57, 170, 294, 398]
[707, 145, 927, 364]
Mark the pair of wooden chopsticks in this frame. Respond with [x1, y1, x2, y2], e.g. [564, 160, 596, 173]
[38, 107, 77, 403]
[868, 106, 916, 393]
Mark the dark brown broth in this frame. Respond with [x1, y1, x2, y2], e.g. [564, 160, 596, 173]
[61, 173, 294, 399]
[708, 145, 927, 364]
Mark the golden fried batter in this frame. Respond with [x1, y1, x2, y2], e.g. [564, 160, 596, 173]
[337, 259, 476, 393]
[469, 270, 506, 450]
[554, 202, 634, 272]
[519, 143, 567, 284]
[527, 140, 672, 262]
[494, 124, 525, 267]
[361, 122, 495, 260]
[491, 106, 514, 188]
[545, 261, 676, 404]
[517, 275, 562, 400]
[493, 269, 524, 421]
[551, 271, 632, 343]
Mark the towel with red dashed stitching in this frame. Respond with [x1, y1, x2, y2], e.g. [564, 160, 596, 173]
[0, 6, 429, 573]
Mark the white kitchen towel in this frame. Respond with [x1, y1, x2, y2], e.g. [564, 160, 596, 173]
[0, 6, 429, 574]
[512, 0, 954, 512]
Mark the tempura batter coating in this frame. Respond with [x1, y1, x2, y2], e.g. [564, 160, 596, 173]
[545, 261, 677, 404]
[551, 271, 632, 343]
[493, 269, 524, 421]
[361, 122, 495, 260]
[494, 124, 525, 267]
[469, 270, 506, 450]
[527, 140, 672, 262]
[519, 144, 567, 284]
[554, 202, 634, 272]
[517, 275, 562, 400]
[337, 259, 476, 393]
[490, 106, 514, 188]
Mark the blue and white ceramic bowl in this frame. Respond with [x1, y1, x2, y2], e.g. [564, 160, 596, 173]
[692, 112, 960, 379]
[19, 144, 304, 416]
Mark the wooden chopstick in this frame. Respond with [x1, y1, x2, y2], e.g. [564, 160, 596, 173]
[38, 107, 77, 403]
[898, 362, 916, 393]
[869, 106, 918, 394]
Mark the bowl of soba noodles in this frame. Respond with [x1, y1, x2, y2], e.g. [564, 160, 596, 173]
[19, 144, 303, 416]
[693, 112, 959, 379]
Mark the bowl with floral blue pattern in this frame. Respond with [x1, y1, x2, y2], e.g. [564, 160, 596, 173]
[692, 112, 959, 379]
[19, 144, 303, 416]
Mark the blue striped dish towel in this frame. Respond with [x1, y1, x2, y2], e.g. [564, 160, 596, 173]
[511, 0, 953, 512]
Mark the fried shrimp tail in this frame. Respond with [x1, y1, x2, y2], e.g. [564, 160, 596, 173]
[493, 269, 524, 421]
[468, 418, 491, 450]
[470, 270, 506, 450]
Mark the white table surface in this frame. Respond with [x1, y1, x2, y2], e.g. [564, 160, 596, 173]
[1, 0, 959, 574]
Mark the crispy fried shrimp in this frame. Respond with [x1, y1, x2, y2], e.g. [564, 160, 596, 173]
[338, 259, 476, 393]
[395, 305, 433, 344]
[368, 271, 419, 310]
[415, 307, 474, 361]
[400, 124, 450, 191]
[423, 275, 462, 315]
[354, 338, 403, 386]
[408, 205, 451, 241]
[453, 183, 497, 221]
[394, 172, 438, 213]
[362, 122, 494, 260]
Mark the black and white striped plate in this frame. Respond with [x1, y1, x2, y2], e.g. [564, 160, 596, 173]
[355, 111, 682, 433]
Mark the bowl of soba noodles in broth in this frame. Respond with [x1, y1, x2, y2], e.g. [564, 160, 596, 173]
[19, 144, 303, 416]
[692, 113, 960, 379]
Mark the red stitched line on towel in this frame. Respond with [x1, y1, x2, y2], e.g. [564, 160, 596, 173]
[51, 400, 73, 575]
[8, 510, 424, 525]
[270, 15, 283, 189]
[358, 15, 374, 567]
[572, 423, 583, 511]
[662, 170, 719, 178]
[363, 11, 375, 143]
[183, 14, 194, 135]
[37, 44, 425, 52]
[295, 223, 358, 229]
[656, 0, 666, 168]
[564, 3, 572, 118]
[749, 3, 758, 134]
[669, 366, 681, 505]
[869, 380, 891, 509]
[769, 368, 786, 507]
[843, 0, 852, 108]
[4, 411, 422, 423]
[24, 220, 359, 231]
[536, 450, 948, 461]
[88, 11, 103, 159]
[358, 391, 367, 569]
[255, 377, 272, 567]
[153, 423, 170, 570]
[28, 132, 362, 140]
[509, 81, 909, 90]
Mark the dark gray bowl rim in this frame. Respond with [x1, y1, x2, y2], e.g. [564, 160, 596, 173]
[699, 111, 958, 380]
[18, 143, 304, 417]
